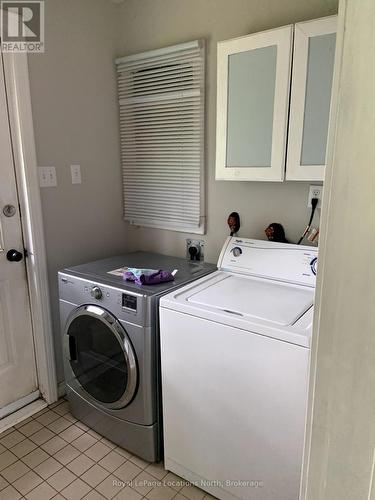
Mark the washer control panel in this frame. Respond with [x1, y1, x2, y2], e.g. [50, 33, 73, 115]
[218, 237, 318, 287]
[59, 273, 147, 324]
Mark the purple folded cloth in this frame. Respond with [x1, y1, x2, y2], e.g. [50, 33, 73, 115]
[124, 269, 175, 285]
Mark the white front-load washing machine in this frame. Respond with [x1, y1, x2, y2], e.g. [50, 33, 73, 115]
[59, 252, 215, 462]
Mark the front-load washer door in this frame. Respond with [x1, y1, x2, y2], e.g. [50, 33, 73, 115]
[65, 304, 138, 410]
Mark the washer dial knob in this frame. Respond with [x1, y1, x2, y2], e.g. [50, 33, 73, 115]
[231, 247, 243, 257]
[310, 258, 318, 276]
[91, 286, 102, 300]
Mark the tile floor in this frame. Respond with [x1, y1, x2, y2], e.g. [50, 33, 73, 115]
[0, 399, 213, 500]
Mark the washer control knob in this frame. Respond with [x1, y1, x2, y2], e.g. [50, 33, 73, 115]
[231, 247, 242, 257]
[91, 286, 102, 300]
[310, 257, 318, 276]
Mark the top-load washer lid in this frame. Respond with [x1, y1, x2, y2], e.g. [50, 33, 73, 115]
[160, 238, 318, 347]
[187, 274, 314, 327]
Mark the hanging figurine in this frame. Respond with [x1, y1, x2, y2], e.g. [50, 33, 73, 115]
[265, 223, 288, 243]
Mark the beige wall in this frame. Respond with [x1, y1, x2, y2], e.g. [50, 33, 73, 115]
[28, 0, 132, 382]
[115, 0, 338, 263]
[305, 0, 375, 498]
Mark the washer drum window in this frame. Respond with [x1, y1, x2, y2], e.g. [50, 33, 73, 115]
[65, 305, 138, 410]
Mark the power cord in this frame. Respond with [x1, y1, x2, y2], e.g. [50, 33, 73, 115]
[297, 198, 319, 245]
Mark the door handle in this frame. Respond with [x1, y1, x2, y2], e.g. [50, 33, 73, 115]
[6, 249, 23, 262]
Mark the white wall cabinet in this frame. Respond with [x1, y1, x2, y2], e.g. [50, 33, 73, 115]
[216, 26, 293, 182]
[286, 16, 337, 181]
[216, 16, 337, 182]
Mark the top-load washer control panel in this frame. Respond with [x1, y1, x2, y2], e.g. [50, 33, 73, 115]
[218, 237, 318, 287]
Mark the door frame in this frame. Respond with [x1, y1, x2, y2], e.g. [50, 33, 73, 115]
[1, 49, 58, 405]
[300, 1, 346, 498]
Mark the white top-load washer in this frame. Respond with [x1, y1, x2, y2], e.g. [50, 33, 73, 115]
[159, 237, 318, 500]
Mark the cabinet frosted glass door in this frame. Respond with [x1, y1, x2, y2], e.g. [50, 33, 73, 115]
[216, 26, 293, 181]
[286, 16, 337, 181]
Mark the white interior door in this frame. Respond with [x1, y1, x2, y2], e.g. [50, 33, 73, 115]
[0, 50, 38, 417]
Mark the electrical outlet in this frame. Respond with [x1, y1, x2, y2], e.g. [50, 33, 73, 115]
[307, 185, 323, 208]
[38, 167, 57, 187]
[186, 239, 204, 262]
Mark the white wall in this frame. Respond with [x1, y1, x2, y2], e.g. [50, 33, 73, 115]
[305, 0, 375, 498]
[115, 0, 338, 263]
[28, 0, 134, 382]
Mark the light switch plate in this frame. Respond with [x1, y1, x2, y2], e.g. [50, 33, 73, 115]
[38, 167, 57, 187]
[70, 164, 82, 184]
